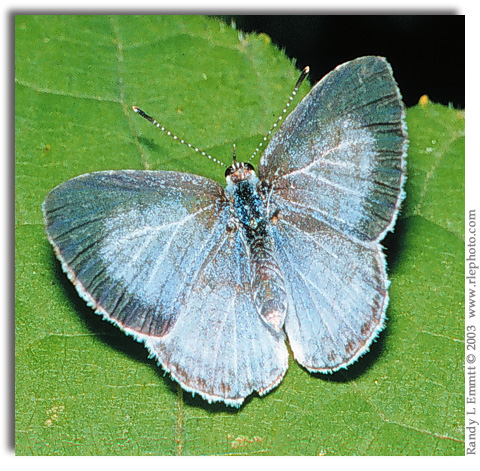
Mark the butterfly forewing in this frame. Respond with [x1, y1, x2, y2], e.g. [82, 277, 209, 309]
[259, 56, 406, 243]
[43, 171, 227, 337]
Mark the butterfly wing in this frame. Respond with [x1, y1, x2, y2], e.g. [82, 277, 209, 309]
[259, 56, 407, 242]
[259, 56, 407, 371]
[271, 203, 388, 371]
[43, 170, 287, 406]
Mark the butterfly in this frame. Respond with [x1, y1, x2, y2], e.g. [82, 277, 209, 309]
[43, 56, 407, 407]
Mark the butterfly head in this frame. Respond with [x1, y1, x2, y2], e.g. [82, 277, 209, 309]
[225, 143, 257, 184]
[225, 160, 256, 185]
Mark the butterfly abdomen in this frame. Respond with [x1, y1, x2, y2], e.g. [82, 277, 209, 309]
[249, 233, 287, 333]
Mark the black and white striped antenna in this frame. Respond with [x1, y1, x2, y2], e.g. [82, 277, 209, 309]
[132, 106, 226, 167]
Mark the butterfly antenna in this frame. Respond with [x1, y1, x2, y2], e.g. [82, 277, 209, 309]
[132, 106, 226, 167]
[248, 66, 310, 163]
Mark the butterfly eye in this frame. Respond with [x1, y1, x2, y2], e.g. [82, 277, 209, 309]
[225, 166, 233, 178]
[244, 162, 255, 172]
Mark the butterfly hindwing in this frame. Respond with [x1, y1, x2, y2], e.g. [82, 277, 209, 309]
[145, 228, 288, 406]
[272, 200, 388, 371]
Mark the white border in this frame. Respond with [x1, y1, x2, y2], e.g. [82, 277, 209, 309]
[7, 1, 473, 465]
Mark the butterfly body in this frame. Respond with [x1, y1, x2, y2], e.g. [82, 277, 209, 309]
[43, 56, 407, 407]
[226, 162, 288, 333]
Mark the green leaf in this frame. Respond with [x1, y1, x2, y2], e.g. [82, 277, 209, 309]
[15, 15, 465, 455]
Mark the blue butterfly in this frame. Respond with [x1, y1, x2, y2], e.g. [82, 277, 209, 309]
[43, 56, 407, 407]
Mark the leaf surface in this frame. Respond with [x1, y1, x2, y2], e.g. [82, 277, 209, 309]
[15, 15, 464, 455]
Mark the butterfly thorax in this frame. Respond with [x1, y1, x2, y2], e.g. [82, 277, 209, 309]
[226, 166, 265, 234]
[225, 161, 287, 333]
